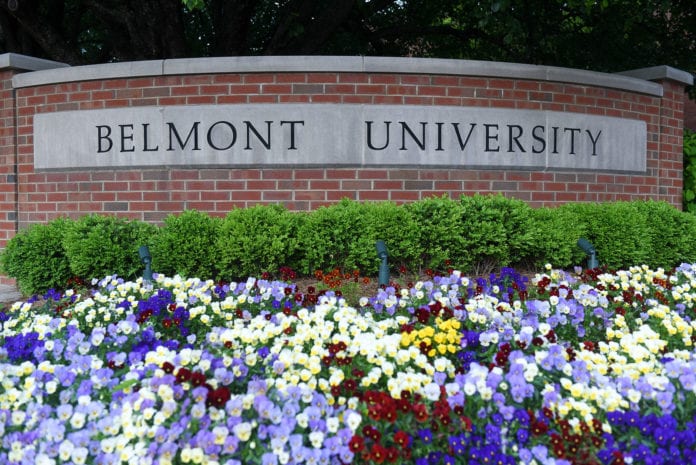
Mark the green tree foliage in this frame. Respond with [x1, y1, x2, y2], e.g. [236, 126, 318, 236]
[0, 1, 693, 74]
[684, 130, 696, 212]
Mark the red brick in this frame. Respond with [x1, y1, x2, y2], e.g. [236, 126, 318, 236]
[215, 181, 246, 190]
[358, 170, 389, 179]
[294, 191, 326, 201]
[230, 191, 262, 201]
[278, 180, 309, 190]
[186, 202, 216, 211]
[370, 75, 399, 85]
[248, 95, 277, 103]
[325, 84, 355, 94]
[171, 192, 201, 202]
[307, 73, 338, 83]
[359, 191, 389, 201]
[341, 95, 372, 104]
[372, 96, 403, 104]
[157, 202, 186, 211]
[279, 95, 310, 103]
[217, 95, 248, 104]
[143, 191, 170, 201]
[373, 180, 403, 189]
[242, 75, 274, 84]
[309, 180, 340, 190]
[342, 180, 372, 190]
[275, 74, 307, 84]
[338, 74, 369, 84]
[229, 84, 260, 94]
[246, 181, 277, 190]
[262, 84, 292, 94]
[390, 191, 421, 202]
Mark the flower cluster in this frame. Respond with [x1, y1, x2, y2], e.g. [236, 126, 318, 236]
[2, 263, 696, 464]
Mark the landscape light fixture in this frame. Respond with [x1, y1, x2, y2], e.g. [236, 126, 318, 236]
[139, 245, 153, 282]
[577, 238, 599, 269]
[375, 240, 389, 287]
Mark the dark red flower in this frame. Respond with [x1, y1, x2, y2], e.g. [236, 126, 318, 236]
[175, 367, 192, 383]
[190, 371, 207, 387]
[385, 447, 399, 463]
[161, 362, 175, 374]
[393, 430, 411, 448]
[207, 386, 231, 408]
[349, 435, 365, 453]
[370, 444, 387, 464]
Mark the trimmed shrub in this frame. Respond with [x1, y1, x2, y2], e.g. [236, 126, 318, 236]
[633, 200, 696, 268]
[298, 200, 420, 275]
[4, 199, 696, 291]
[297, 199, 360, 274]
[459, 194, 539, 275]
[528, 207, 587, 269]
[558, 202, 652, 270]
[403, 196, 469, 272]
[356, 201, 421, 275]
[62, 215, 159, 281]
[0, 218, 73, 295]
[151, 210, 222, 279]
[216, 205, 302, 279]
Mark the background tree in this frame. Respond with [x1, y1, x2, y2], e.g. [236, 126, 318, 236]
[0, 0, 693, 75]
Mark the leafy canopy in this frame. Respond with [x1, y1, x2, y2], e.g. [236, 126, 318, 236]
[0, 0, 692, 74]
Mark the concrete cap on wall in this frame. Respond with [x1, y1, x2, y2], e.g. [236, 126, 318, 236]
[8, 54, 670, 97]
[0, 53, 69, 72]
[618, 65, 694, 86]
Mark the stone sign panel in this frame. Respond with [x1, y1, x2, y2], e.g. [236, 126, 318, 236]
[34, 104, 646, 172]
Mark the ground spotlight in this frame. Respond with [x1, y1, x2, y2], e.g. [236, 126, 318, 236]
[375, 240, 389, 286]
[577, 238, 599, 269]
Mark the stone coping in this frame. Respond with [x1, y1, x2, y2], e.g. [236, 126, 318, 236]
[618, 65, 693, 86]
[4, 54, 677, 97]
[0, 52, 69, 72]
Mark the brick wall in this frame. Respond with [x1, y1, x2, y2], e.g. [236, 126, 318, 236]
[0, 71, 17, 247]
[1, 56, 692, 252]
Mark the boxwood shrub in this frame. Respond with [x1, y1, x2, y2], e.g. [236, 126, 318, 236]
[3, 198, 696, 295]
[62, 214, 159, 283]
[0, 217, 73, 295]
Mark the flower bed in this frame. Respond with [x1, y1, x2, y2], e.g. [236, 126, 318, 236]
[2, 264, 696, 465]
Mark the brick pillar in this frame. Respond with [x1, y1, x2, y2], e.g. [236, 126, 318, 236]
[657, 79, 688, 208]
[621, 66, 694, 209]
[0, 68, 18, 251]
[0, 54, 68, 254]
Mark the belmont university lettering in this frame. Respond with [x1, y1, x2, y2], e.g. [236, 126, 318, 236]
[95, 119, 601, 157]
[365, 121, 600, 155]
[33, 104, 645, 171]
[96, 120, 305, 153]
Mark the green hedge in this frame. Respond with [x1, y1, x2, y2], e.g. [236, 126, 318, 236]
[0, 218, 73, 295]
[3, 197, 696, 295]
[62, 214, 159, 283]
[297, 199, 421, 275]
[216, 205, 303, 279]
[151, 210, 222, 279]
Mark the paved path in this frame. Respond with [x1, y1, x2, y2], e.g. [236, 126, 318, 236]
[0, 283, 23, 305]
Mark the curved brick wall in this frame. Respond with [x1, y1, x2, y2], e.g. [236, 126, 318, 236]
[0, 54, 692, 253]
